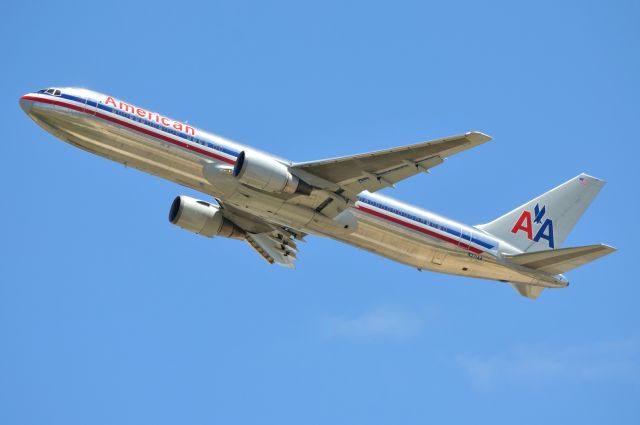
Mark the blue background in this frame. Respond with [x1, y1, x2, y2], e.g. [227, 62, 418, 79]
[2, 1, 638, 423]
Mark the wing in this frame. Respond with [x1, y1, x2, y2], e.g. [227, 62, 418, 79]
[217, 200, 305, 268]
[292, 131, 491, 198]
[245, 230, 300, 268]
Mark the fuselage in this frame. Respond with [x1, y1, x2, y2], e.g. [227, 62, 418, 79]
[19, 87, 568, 289]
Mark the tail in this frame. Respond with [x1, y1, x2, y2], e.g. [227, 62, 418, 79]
[476, 173, 606, 253]
[506, 244, 616, 300]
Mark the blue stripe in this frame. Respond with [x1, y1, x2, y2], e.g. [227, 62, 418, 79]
[471, 237, 494, 249]
[63, 93, 86, 105]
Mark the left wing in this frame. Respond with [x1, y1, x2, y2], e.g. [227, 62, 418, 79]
[245, 230, 300, 268]
[292, 131, 491, 198]
[217, 200, 304, 268]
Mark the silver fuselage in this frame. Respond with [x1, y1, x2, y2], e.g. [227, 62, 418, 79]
[20, 88, 567, 289]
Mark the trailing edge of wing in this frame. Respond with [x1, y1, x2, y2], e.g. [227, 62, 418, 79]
[245, 231, 299, 268]
[217, 200, 303, 268]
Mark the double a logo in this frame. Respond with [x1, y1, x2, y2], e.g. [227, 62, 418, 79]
[510, 203, 555, 248]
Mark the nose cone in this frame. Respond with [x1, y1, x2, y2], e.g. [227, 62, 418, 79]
[19, 95, 33, 114]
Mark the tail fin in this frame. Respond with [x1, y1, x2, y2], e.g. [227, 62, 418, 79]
[476, 173, 606, 252]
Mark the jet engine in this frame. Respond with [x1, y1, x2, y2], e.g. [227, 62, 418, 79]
[168, 196, 244, 239]
[232, 150, 313, 195]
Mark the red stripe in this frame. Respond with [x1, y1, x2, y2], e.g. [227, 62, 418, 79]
[22, 95, 236, 165]
[357, 205, 483, 254]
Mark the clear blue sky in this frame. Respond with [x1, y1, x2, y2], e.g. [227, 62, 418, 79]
[2, 1, 639, 424]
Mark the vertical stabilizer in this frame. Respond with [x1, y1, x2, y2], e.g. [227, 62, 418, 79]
[476, 174, 605, 252]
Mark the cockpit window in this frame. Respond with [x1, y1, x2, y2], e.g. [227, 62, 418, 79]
[40, 88, 62, 96]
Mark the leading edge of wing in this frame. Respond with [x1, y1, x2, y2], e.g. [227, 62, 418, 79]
[292, 131, 491, 168]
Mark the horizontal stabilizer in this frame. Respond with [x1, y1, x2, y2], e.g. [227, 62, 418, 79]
[504, 244, 616, 275]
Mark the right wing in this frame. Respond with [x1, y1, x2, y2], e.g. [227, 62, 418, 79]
[292, 131, 491, 198]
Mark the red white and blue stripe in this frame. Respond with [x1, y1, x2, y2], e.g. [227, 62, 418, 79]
[356, 194, 496, 254]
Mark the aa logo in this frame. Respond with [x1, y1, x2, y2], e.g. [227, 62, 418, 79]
[510, 203, 555, 248]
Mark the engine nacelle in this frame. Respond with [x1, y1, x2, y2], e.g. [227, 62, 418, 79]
[232, 150, 313, 195]
[168, 196, 244, 239]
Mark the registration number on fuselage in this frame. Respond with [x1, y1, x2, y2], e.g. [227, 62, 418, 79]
[467, 252, 483, 261]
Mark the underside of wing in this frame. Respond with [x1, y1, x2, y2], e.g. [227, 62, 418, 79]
[245, 230, 300, 268]
[217, 200, 305, 268]
[292, 131, 491, 197]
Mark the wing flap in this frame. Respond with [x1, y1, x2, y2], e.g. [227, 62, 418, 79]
[245, 231, 299, 268]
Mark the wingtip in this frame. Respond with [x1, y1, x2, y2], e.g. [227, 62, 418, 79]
[600, 244, 618, 253]
[465, 131, 492, 143]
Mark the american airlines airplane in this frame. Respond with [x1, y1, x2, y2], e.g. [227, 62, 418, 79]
[20, 87, 615, 299]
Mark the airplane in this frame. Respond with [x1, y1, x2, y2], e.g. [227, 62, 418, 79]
[19, 87, 616, 299]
